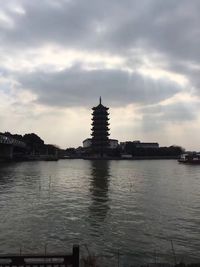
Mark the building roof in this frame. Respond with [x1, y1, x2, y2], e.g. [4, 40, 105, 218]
[83, 138, 92, 142]
[92, 97, 109, 110]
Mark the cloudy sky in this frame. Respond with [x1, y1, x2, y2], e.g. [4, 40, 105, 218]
[0, 0, 200, 150]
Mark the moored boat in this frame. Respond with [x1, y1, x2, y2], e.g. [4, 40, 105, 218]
[178, 153, 200, 164]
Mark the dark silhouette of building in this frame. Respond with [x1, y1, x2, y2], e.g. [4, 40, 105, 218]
[91, 97, 110, 156]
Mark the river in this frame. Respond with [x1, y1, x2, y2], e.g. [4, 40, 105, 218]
[0, 159, 200, 265]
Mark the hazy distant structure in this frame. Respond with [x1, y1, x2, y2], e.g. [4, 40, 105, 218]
[120, 141, 159, 150]
[83, 138, 118, 149]
[91, 97, 110, 156]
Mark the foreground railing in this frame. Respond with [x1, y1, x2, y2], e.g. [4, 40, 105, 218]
[0, 245, 79, 267]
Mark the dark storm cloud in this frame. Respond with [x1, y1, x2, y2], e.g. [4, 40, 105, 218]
[167, 61, 200, 96]
[138, 101, 198, 133]
[0, 0, 109, 49]
[1, 0, 200, 62]
[140, 102, 197, 123]
[1, 0, 200, 104]
[16, 66, 181, 107]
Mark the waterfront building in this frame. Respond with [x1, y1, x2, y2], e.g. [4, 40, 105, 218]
[83, 138, 118, 149]
[83, 138, 92, 148]
[133, 141, 159, 149]
[91, 97, 110, 156]
[120, 140, 159, 151]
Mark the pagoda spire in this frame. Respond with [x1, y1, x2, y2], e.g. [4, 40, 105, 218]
[99, 96, 102, 105]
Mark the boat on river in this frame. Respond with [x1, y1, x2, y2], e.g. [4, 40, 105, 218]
[178, 153, 200, 164]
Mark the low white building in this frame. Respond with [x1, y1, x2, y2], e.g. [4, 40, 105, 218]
[83, 138, 92, 148]
[83, 138, 118, 149]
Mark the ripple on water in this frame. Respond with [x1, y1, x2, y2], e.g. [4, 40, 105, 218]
[0, 159, 200, 264]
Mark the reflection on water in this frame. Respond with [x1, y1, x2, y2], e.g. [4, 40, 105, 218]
[89, 160, 110, 226]
[0, 160, 200, 265]
[0, 163, 16, 186]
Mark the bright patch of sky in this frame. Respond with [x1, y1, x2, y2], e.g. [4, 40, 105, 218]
[0, 0, 200, 150]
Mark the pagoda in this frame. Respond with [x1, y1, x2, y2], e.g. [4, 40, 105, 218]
[91, 97, 110, 156]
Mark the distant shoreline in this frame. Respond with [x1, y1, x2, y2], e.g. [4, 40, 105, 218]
[64, 155, 179, 160]
[0, 156, 179, 163]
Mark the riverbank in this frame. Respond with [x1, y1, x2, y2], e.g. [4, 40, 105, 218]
[60, 155, 179, 160]
[0, 155, 179, 162]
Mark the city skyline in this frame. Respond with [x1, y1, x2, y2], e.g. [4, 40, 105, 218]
[0, 1, 200, 150]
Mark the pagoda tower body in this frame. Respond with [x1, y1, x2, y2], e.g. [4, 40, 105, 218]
[91, 97, 110, 156]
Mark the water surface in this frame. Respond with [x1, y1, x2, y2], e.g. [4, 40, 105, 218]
[0, 159, 200, 265]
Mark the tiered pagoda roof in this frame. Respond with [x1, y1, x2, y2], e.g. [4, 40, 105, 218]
[91, 97, 110, 155]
